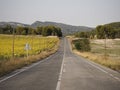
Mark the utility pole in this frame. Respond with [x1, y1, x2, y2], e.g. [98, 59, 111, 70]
[104, 34, 107, 60]
[12, 28, 15, 59]
[44, 37, 45, 51]
[39, 35, 40, 50]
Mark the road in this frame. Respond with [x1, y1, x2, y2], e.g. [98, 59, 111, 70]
[60, 38, 120, 90]
[0, 39, 64, 90]
[0, 38, 120, 90]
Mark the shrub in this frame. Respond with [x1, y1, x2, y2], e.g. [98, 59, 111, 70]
[73, 38, 91, 52]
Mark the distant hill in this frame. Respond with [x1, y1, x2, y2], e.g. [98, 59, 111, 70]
[31, 21, 93, 35]
[105, 22, 120, 30]
[0, 21, 93, 35]
[0, 22, 29, 27]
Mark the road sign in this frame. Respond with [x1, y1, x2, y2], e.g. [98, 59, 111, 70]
[24, 43, 31, 59]
[25, 43, 31, 50]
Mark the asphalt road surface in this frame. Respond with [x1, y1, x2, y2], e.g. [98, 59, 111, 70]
[0, 39, 64, 90]
[0, 38, 120, 90]
[60, 38, 120, 90]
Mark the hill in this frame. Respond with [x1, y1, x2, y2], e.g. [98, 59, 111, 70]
[0, 22, 29, 27]
[31, 21, 93, 35]
[0, 21, 93, 35]
[105, 22, 120, 30]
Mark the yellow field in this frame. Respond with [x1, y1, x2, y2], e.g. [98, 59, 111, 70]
[0, 35, 59, 76]
[0, 35, 59, 60]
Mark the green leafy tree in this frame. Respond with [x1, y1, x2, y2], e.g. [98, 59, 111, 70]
[36, 27, 43, 35]
[16, 26, 24, 35]
[73, 39, 91, 52]
[2, 25, 13, 34]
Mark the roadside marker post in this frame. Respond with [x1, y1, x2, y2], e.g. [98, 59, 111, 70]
[25, 43, 31, 59]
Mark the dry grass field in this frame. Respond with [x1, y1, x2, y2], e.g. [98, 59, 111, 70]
[91, 39, 120, 60]
[70, 37, 120, 72]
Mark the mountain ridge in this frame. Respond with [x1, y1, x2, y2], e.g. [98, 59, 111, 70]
[31, 21, 93, 35]
[105, 22, 120, 29]
[0, 21, 93, 35]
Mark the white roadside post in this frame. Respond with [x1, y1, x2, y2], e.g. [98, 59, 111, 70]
[25, 43, 31, 59]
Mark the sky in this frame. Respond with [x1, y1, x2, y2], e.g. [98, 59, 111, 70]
[0, 0, 120, 27]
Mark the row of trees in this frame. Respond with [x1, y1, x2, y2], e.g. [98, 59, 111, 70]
[75, 25, 120, 39]
[0, 25, 62, 37]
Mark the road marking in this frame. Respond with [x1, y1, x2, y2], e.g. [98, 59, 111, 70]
[75, 54, 120, 82]
[63, 68, 66, 73]
[0, 70, 23, 83]
[83, 58, 120, 82]
[110, 74, 114, 77]
[56, 38, 66, 90]
[86, 61, 108, 74]
[114, 77, 120, 81]
[63, 64, 66, 73]
[0, 54, 54, 83]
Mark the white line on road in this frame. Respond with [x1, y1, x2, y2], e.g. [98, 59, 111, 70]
[63, 68, 66, 73]
[83, 58, 120, 82]
[56, 38, 66, 90]
[0, 54, 54, 83]
[0, 70, 23, 83]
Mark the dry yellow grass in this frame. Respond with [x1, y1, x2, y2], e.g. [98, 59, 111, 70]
[73, 50, 120, 71]
[68, 37, 120, 72]
[0, 49, 57, 76]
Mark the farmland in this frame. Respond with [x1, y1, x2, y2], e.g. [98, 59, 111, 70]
[90, 39, 120, 60]
[70, 37, 120, 71]
[0, 35, 59, 60]
[0, 35, 59, 76]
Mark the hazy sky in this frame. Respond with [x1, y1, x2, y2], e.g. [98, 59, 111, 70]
[0, 0, 120, 27]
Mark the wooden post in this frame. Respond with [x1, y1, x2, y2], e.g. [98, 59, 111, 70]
[104, 34, 107, 60]
[12, 28, 15, 59]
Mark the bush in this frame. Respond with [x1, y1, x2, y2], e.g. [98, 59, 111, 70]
[73, 38, 91, 52]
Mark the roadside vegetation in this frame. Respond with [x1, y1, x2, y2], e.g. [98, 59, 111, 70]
[0, 25, 62, 37]
[0, 24, 62, 76]
[0, 35, 58, 60]
[0, 35, 59, 76]
[75, 22, 120, 39]
[71, 22, 120, 72]
[71, 37, 120, 72]
[72, 38, 91, 52]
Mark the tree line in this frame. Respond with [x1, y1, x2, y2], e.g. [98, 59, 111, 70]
[75, 24, 120, 39]
[0, 25, 62, 37]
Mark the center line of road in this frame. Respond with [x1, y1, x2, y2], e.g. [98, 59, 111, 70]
[56, 38, 66, 90]
[63, 68, 66, 73]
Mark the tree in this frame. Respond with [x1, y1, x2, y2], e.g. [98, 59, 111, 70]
[41, 26, 62, 37]
[57, 27, 62, 37]
[115, 29, 120, 38]
[96, 25, 104, 39]
[0, 25, 62, 37]
[95, 25, 114, 39]
[2, 25, 13, 34]
[75, 31, 90, 38]
[16, 26, 24, 35]
[73, 39, 91, 52]
[36, 27, 43, 35]
[0, 27, 3, 34]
